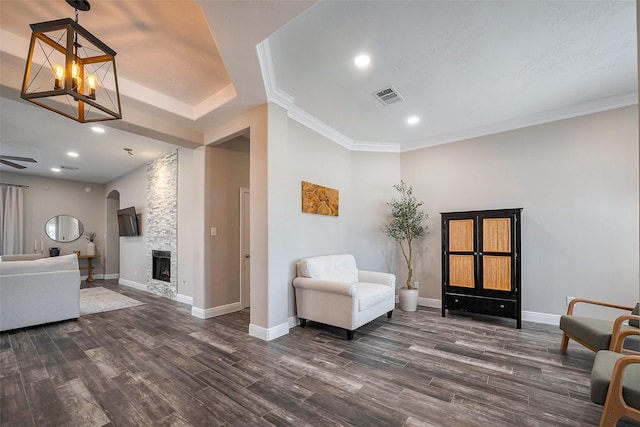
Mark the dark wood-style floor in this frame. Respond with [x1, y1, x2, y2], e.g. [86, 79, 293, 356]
[1, 279, 638, 427]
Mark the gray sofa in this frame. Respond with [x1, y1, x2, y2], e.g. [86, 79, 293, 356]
[0, 254, 81, 331]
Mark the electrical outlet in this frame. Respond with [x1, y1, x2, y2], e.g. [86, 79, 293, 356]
[210, 227, 217, 236]
[566, 296, 575, 306]
[413, 281, 419, 288]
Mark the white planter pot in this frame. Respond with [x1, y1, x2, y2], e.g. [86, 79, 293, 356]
[398, 288, 419, 312]
[87, 242, 96, 256]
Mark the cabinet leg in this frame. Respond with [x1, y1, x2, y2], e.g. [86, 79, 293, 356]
[299, 318, 306, 328]
[346, 330, 354, 340]
[387, 310, 393, 319]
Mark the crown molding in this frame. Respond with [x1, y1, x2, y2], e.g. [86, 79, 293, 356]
[257, 39, 294, 111]
[401, 91, 639, 152]
[258, 34, 640, 155]
[287, 104, 353, 150]
[351, 141, 400, 153]
[258, 39, 353, 149]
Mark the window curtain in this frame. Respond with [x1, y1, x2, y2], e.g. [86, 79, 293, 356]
[0, 186, 24, 255]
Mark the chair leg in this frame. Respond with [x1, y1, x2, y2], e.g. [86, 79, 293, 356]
[599, 392, 625, 427]
[387, 310, 393, 319]
[560, 332, 569, 351]
[299, 318, 306, 328]
[346, 330, 354, 340]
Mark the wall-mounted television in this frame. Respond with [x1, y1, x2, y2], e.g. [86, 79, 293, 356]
[117, 206, 139, 237]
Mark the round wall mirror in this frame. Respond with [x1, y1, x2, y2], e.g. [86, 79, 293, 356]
[45, 215, 84, 242]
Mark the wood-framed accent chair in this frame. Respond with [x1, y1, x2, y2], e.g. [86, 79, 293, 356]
[559, 299, 638, 352]
[590, 315, 640, 426]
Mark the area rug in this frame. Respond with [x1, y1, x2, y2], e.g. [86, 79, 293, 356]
[80, 287, 144, 315]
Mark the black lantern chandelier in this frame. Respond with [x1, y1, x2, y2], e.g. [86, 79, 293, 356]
[20, 0, 121, 123]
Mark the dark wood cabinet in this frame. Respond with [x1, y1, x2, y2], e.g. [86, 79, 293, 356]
[441, 208, 522, 328]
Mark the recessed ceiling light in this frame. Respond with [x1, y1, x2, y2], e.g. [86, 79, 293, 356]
[354, 54, 370, 68]
[51, 168, 61, 172]
[407, 116, 420, 125]
[91, 126, 105, 133]
[67, 151, 79, 157]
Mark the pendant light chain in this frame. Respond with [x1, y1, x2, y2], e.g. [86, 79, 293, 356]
[73, 1, 79, 90]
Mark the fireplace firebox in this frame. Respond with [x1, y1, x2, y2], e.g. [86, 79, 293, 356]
[152, 250, 171, 282]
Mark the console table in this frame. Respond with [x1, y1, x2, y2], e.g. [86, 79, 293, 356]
[78, 255, 99, 282]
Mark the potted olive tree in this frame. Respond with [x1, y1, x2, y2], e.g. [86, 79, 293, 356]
[385, 181, 428, 311]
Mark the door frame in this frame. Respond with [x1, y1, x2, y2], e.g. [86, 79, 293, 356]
[239, 187, 250, 308]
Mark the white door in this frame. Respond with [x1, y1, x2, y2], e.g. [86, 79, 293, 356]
[240, 188, 250, 308]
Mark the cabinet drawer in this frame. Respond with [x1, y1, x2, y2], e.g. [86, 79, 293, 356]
[445, 294, 517, 317]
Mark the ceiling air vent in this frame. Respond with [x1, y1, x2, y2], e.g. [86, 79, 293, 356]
[372, 85, 404, 106]
[60, 165, 79, 170]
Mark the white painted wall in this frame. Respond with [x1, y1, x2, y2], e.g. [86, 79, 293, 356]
[268, 104, 291, 329]
[286, 119, 353, 259]
[105, 165, 147, 287]
[198, 105, 269, 334]
[105, 194, 120, 277]
[350, 151, 401, 274]
[401, 106, 639, 319]
[0, 172, 106, 278]
[206, 137, 250, 306]
[284, 118, 355, 317]
[177, 147, 195, 299]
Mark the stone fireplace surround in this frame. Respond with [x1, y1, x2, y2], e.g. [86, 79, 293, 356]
[146, 150, 178, 298]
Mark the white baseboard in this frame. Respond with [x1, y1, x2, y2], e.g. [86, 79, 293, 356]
[191, 307, 206, 319]
[104, 273, 119, 280]
[418, 297, 441, 308]
[82, 273, 104, 281]
[191, 301, 242, 319]
[176, 294, 193, 305]
[395, 295, 442, 308]
[249, 321, 289, 341]
[118, 279, 147, 291]
[400, 296, 561, 326]
[289, 316, 300, 328]
[522, 311, 560, 326]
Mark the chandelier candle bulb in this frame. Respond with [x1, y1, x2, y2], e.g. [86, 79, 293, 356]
[71, 62, 79, 92]
[87, 74, 96, 99]
[53, 65, 64, 89]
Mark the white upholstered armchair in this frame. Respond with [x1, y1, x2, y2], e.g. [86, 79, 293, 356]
[292, 254, 396, 340]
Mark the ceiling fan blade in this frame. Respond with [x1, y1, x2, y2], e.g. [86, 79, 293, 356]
[0, 155, 37, 163]
[0, 159, 27, 169]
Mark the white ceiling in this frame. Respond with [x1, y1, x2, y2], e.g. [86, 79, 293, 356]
[0, 0, 637, 183]
[266, 0, 637, 150]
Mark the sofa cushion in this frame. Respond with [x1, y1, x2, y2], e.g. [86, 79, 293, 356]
[355, 282, 394, 312]
[0, 254, 78, 275]
[0, 254, 44, 262]
[590, 350, 640, 408]
[560, 315, 636, 350]
[298, 255, 358, 284]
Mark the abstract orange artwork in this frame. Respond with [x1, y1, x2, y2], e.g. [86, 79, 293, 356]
[301, 181, 339, 216]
